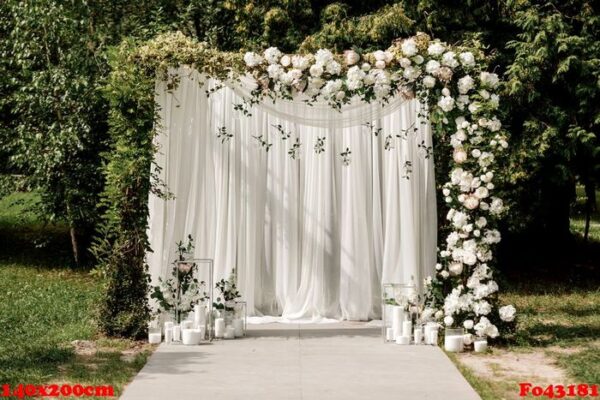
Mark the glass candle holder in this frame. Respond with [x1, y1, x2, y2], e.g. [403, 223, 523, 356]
[474, 335, 488, 352]
[148, 320, 162, 344]
[381, 283, 418, 343]
[233, 301, 247, 337]
[444, 327, 465, 352]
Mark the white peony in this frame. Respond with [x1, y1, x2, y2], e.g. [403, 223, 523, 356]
[458, 75, 475, 94]
[463, 319, 474, 330]
[452, 211, 469, 228]
[499, 305, 516, 322]
[459, 51, 475, 67]
[244, 51, 263, 67]
[464, 195, 480, 210]
[373, 50, 387, 61]
[401, 39, 418, 56]
[423, 75, 436, 88]
[264, 47, 282, 64]
[428, 42, 445, 56]
[309, 63, 324, 77]
[438, 95, 455, 112]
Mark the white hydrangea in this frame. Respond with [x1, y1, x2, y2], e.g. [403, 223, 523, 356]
[425, 60, 441, 74]
[474, 301, 492, 316]
[292, 55, 310, 71]
[428, 42, 445, 56]
[480, 71, 500, 88]
[309, 64, 323, 77]
[441, 51, 459, 68]
[244, 51, 263, 67]
[423, 75, 436, 88]
[401, 39, 418, 56]
[459, 51, 475, 67]
[315, 49, 334, 66]
[322, 79, 343, 97]
[267, 64, 283, 79]
[326, 61, 342, 75]
[264, 47, 282, 64]
[474, 316, 499, 338]
[499, 305, 516, 322]
[458, 75, 475, 94]
[403, 66, 421, 80]
[438, 95, 455, 112]
[490, 197, 504, 215]
[346, 66, 366, 90]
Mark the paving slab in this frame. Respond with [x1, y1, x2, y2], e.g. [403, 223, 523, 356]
[120, 322, 480, 400]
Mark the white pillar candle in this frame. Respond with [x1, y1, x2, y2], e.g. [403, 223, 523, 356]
[430, 330, 439, 345]
[402, 320, 412, 338]
[164, 328, 173, 344]
[385, 327, 394, 341]
[181, 320, 193, 330]
[224, 325, 235, 339]
[395, 335, 410, 345]
[164, 321, 174, 331]
[172, 325, 181, 341]
[215, 318, 225, 338]
[232, 318, 244, 337]
[182, 328, 202, 345]
[414, 328, 423, 345]
[391, 306, 405, 339]
[474, 339, 488, 352]
[444, 335, 464, 352]
[194, 304, 205, 328]
[148, 332, 161, 344]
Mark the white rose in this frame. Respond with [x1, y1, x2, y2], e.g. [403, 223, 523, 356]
[490, 197, 504, 215]
[463, 333, 474, 345]
[361, 62, 371, 72]
[344, 50, 360, 66]
[435, 310, 444, 319]
[335, 91, 346, 101]
[499, 305, 516, 322]
[375, 60, 386, 69]
[453, 148, 467, 164]
[428, 42, 445, 56]
[441, 270, 450, 279]
[373, 50, 386, 61]
[472, 149, 481, 158]
[399, 57, 411, 68]
[463, 319, 474, 330]
[264, 47, 282, 64]
[449, 262, 463, 276]
[413, 55, 424, 64]
[309, 63, 323, 77]
[459, 51, 475, 67]
[280, 54, 291, 67]
[475, 187, 489, 199]
[435, 263, 443, 271]
[401, 39, 418, 56]
[444, 315, 454, 326]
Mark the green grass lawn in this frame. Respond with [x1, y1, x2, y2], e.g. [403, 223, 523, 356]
[0, 192, 152, 398]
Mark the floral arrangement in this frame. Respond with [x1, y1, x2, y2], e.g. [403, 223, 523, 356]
[241, 33, 516, 341]
[150, 235, 208, 323]
[213, 269, 241, 312]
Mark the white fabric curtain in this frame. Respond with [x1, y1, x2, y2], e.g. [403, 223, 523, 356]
[148, 67, 437, 321]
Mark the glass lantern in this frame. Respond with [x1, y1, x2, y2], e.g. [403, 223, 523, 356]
[175, 258, 214, 342]
[444, 327, 465, 352]
[148, 319, 162, 344]
[233, 301, 247, 337]
[381, 283, 418, 343]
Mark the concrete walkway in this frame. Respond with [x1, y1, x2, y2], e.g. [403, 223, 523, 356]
[120, 322, 480, 400]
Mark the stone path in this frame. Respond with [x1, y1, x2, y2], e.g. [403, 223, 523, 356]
[120, 322, 480, 400]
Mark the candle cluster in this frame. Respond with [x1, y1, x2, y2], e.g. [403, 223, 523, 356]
[386, 305, 441, 346]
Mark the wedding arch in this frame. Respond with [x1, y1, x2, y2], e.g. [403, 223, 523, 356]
[98, 31, 515, 339]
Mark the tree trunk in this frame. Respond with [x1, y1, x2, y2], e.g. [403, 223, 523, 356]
[70, 225, 81, 266]
[583, 180, 596, 242]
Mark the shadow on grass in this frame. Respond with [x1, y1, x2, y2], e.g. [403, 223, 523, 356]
[513, 323, 600, 347]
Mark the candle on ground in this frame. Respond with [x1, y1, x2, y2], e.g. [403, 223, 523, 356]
[402, 320, 412, 338]
[182, 328, 202, 345]
[148, 332, 161, 344]
[444, 335, 464, 352]
[474, 339, 488, 352]
[395, 335, 410, 345]
[173, 325, 181, 341]
[430, 330, 439, 345]
[194, 304, 205, 328]
[224, 326, 235, 339]
[232, 318, 244, 337]
[385, 327, 394, 341]
[164, 328, 173, 344]
[391, 306, 405, 339]
[414, 328, 423, 345]
[215, 318, 225, 338]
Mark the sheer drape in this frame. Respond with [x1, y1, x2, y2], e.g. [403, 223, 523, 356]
[148, 67, 437, 321]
